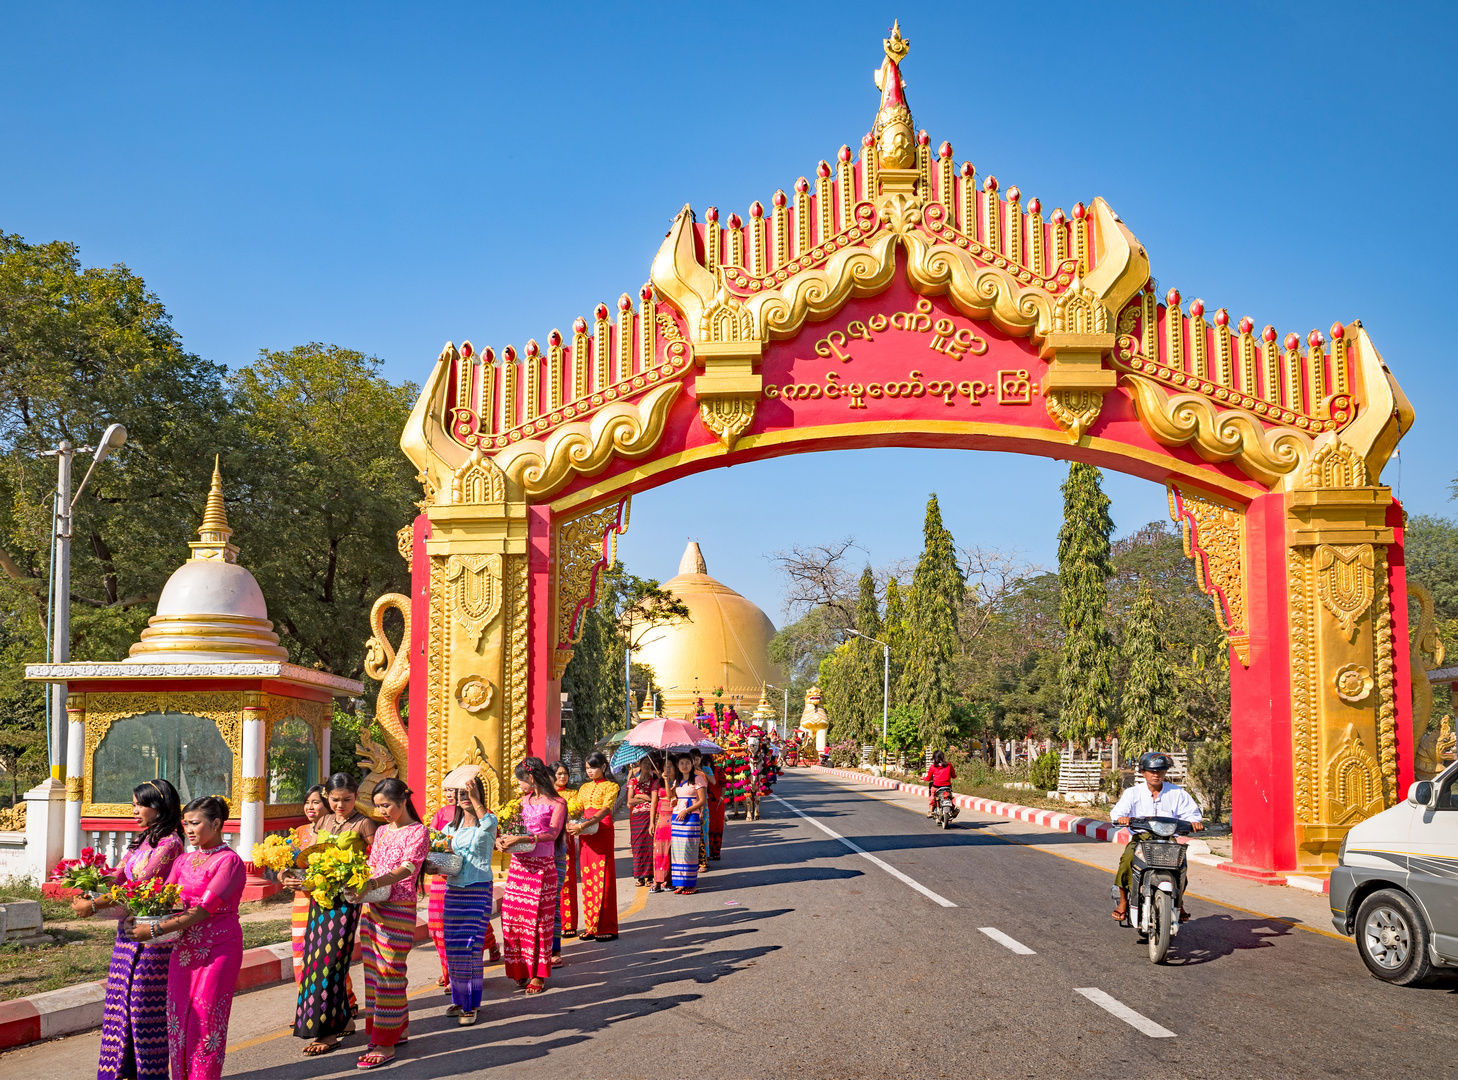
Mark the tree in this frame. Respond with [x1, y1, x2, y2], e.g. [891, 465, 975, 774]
[231, 344, 419, 679]
[1057, 462, 1116, 747]
[1407, 514, 1458, 650]
[882, 576, 907, 695]
[899, 494, 965, 749]
[561, 605, 624, 760]
[822, 566, 885, 744]
[1119, 581, 1178, 757]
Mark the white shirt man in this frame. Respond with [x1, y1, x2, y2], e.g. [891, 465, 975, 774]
[1110, 780, 1203, 823]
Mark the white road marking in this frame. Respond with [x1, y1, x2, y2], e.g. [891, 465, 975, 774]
[1074, 988, 1177, 1038]
[978, 927, 1036, 954]
[769, 793, 957, 907]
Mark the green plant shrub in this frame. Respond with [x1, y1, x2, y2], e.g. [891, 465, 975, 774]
[1030, 750, 1061, 791]
[1189, 741, 1232, 822]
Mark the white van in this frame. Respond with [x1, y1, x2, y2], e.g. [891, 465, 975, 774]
[1330, 762, 1458, 985]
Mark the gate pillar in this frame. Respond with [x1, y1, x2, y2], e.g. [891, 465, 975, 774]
[1282, 440, 1410, 875]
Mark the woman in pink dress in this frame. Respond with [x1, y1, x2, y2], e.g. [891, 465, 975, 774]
[129, 795, 245, 1080]
[350, 777, 429, 1070]
[495, 759, 565, 995]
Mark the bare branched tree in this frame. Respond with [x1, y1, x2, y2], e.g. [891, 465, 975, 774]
[767, 537, 863, 627]
[958, 544, 1043, 645]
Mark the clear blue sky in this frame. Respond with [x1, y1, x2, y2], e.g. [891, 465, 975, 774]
[3, 2, 1453, 620]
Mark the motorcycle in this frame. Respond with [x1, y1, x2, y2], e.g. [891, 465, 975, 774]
[1111, 816, 1193, 963]
[931, 785, 957, 829]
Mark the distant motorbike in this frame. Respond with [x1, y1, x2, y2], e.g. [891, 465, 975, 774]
[931, 785, 957, 829]
[1111, 816, 1192, 963]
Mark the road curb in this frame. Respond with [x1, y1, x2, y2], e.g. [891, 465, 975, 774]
[808, 765, 1331, 895]
[0, 915, 430, 1051]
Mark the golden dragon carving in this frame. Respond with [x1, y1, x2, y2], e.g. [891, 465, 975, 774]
[363, 592, 411, 782]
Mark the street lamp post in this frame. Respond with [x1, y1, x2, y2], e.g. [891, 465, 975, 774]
[40, 424, 127, 858]
[846, 629, 890, 763]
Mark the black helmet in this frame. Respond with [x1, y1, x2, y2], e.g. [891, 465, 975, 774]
[1138, 752, 1173, 773]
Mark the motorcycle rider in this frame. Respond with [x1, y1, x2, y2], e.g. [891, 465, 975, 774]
[922, 750, 958, 818]
[1110, 751, 1203, 922]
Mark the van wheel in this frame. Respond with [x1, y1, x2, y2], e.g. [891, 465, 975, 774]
[1355, 889, 1434, 986]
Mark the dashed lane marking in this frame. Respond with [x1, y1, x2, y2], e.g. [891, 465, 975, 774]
[769, 793, 957, 908]
[1074, 988, 1177, 1038]
[978, 927, 1036, 954]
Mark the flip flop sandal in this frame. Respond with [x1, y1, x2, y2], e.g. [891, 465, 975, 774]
[594, 933, 618, 942]
[577, 931, 595, 940]
[1111, 906, 1128, 921]
[356, 1052, 394, 1070]
[458, 1011, 478, 1026]
[445, 1005, 462, 1017]
[524, 982, 546, 995]
[304, 1040, 341, 1056]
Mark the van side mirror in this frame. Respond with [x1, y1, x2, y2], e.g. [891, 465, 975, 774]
[1409, 781, 1434, 807]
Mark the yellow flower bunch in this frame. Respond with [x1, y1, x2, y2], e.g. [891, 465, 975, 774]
[302, 832, 371, 907]
[106, 875, 183, 917]
[565, 793, 584, 819]
[251, 834, 298, 873]
[496, 799, 522, 827]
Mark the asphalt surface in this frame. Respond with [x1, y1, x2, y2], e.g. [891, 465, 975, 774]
[7, 769, 1452, 1079]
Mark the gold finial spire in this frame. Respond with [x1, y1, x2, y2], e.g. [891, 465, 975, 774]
[679, 540, 708, 576]
[883, 19, 909, 64]
[873, 22, 915, 170]
[189, 456, 239, 564]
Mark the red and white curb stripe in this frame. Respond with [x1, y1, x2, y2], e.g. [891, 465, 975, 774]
[808, 765, 1328, 895]
[0, 918, 429, 1051]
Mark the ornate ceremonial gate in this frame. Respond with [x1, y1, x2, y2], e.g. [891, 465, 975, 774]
[384, 26, 1414, 878]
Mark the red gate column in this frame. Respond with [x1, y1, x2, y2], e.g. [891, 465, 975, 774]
[1228, 491, 1298, 878]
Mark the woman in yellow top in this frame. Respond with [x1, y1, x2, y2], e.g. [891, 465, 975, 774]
[567, 751, 620, 941]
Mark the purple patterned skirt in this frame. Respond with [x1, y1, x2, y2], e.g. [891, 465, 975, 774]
[97, 931, 174, 1080]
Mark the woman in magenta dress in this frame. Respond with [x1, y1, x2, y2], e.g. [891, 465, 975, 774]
[77, 779, 184, 1080]
[129, 795, 245, 1080]
[351, 777, 429, 1070]
[495, 759, 565, 995]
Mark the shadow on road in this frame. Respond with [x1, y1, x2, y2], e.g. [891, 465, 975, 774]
[222, 905, 789, 1079]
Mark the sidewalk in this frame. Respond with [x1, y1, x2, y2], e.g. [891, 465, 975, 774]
[804, 765, 1345, 942]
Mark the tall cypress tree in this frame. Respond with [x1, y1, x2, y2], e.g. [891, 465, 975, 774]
[1119, 580, 1177, 758]
[883, 576, 907, 695]
[900, 495, 965, 749]
[1057, 462, 1115, 748]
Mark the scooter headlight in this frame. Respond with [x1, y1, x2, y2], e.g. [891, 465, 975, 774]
[1148, 819, 1177, 838]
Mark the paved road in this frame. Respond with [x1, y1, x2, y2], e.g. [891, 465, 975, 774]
[7, 770, 1449, 1078]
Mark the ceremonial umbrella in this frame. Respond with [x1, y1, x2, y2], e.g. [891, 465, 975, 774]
[625, 716, 723, 754]
[593, 729, 633, 754]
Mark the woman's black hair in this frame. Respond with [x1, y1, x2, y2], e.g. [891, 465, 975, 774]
[548, 760, 570, 786]
[325, 771, 359, 794]
[372, 777, 422, 825]
[584, 750, 615, 785]
[450, 774, 487, 830]
[302, 784, 326, 807]
[182, 795, 230, 825]
[931, 750, 946, 767]
[514, 758, 559, 799]
[129, 779, 183, 850]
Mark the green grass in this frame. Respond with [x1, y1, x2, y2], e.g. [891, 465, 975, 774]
[0, 916, 292, 1003]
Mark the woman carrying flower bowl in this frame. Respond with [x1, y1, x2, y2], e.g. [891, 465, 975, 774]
[286, 785, 325, 986]
[495, 759, 565, 995]
[73, 778, 184, 1080]
[347, 777, 429, 1069]
[128, 795, 246, 1080]
[569, 751, 620, 941]
[289, 773, 375, 1055]
[438, 772, 497, 1025]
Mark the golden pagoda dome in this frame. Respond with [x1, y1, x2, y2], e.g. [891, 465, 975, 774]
[127, 458, 289, 662]
[632, 541, 782, 719]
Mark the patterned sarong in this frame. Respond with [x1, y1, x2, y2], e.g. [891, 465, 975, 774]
[652, 794, 673, 884]
[360, 901, 416, 1048]
[443, 882, 492, 1012]
[579, 819, 618, 936]
[427, 873, 449, 984]
[709, 796, 726, 860]
[502, 854, 556, 982]
[670, 812, 701, 889]
[290, 890, 309, 984]
[630, 809, 653, 878]
[98, 933, 173, 1080]
[292, 898, 360, 1040]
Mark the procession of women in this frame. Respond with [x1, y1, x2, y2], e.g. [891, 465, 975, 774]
[70, 714, 785, 1077]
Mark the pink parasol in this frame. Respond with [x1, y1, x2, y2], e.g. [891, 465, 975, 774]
[626, 717, 723, 753]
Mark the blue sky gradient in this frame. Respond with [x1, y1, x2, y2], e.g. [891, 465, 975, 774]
[2, 2, 1452, 619]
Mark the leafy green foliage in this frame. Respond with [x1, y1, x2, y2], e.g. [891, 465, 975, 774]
[1029, 750, 1061, 791]
[1118, 581, 1177, 758]
[822, 566, 886, 744]
[900, 495, 965, 749]
[1189, 739, 1232, 822]
[1056, 463, 1116, 744]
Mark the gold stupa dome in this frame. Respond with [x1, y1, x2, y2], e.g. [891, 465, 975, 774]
[632, 541, 782, 719]
[127, 458, 289, 662]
